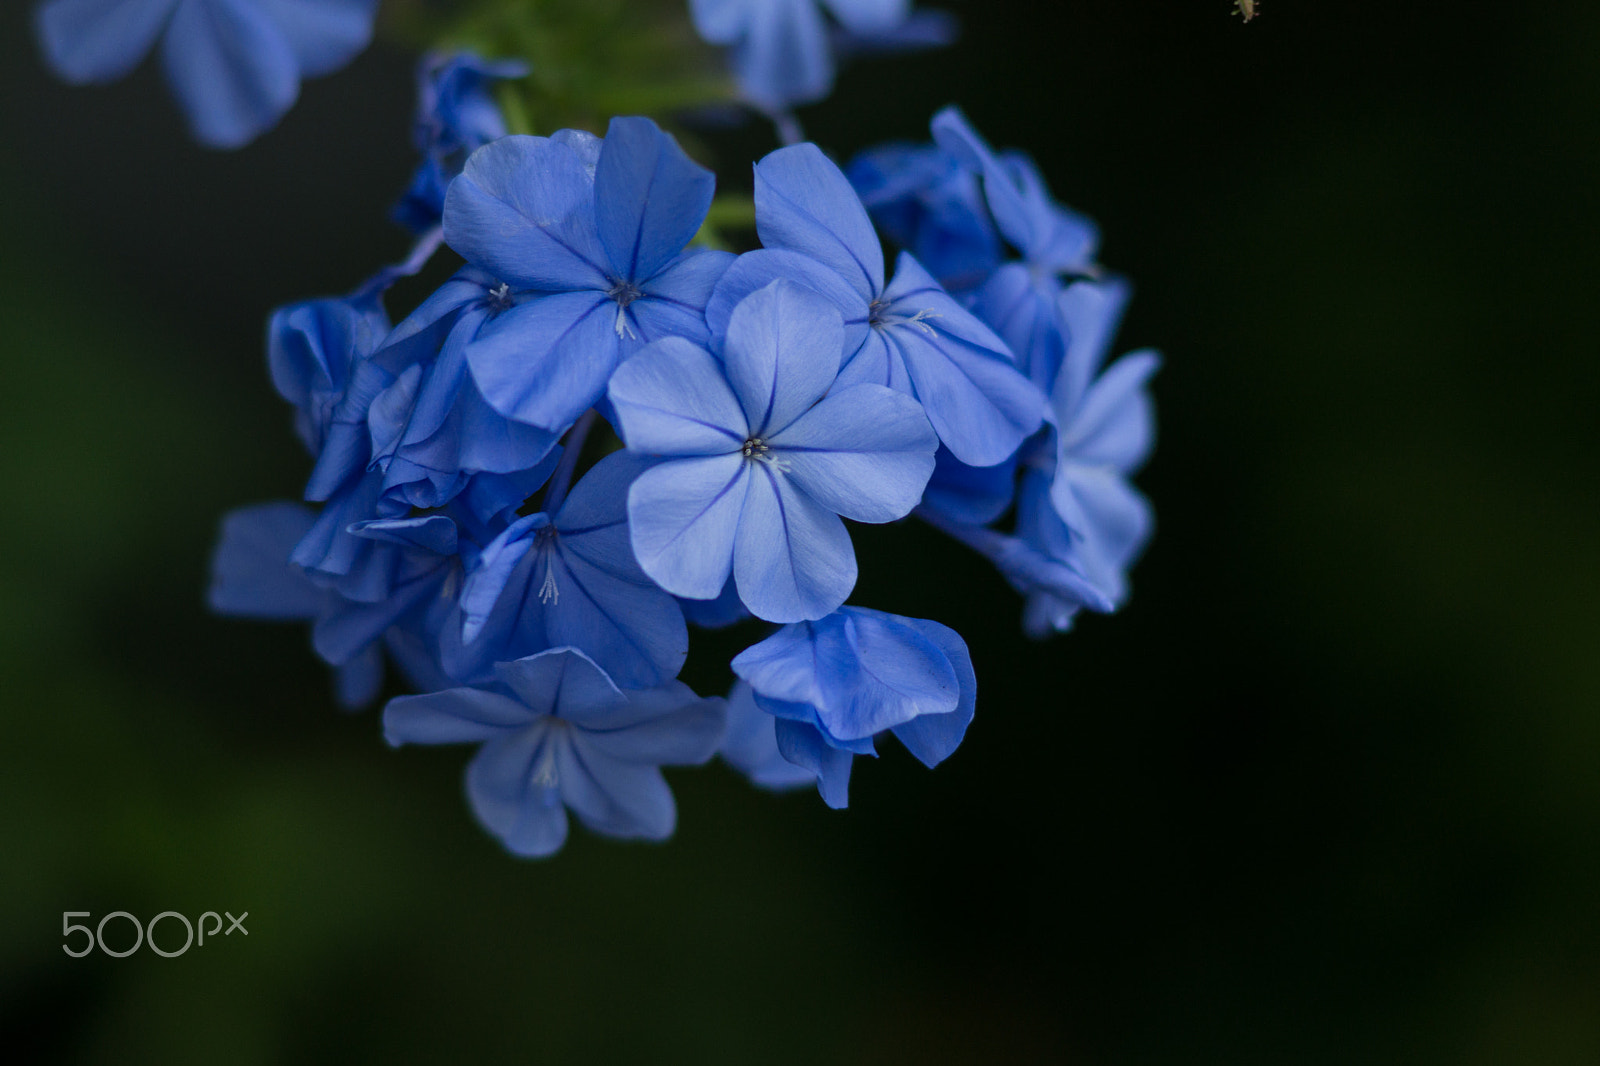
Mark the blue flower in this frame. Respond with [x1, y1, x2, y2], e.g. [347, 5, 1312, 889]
[209, 502, 455, 708]
[931, 106, 1103, 395]
[440, 450, 689, 691]
[35, 0, 379, 148]
[689, 0, 950, 112]
[608, 279, 938, 623]
[394, 52, 526, 234]
[730, 607, 975, 808]
[846, 141, 999, 292]
[383, 648, 726, 857]
[707, 143, 1047, 467]
[442, 117, 733, 435]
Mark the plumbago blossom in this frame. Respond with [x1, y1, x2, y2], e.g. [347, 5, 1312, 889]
[690, 0, 955, 114]
[35, 0, 379, 147]
[187, 5, 1157, 853]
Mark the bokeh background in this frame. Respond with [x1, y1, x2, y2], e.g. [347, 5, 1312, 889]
[3, 1, 1598, 1062]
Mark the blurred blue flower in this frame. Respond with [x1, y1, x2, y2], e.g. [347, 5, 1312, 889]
[384, 648, 726, 857]
[731, 607, 974, 808]
[35, 0, 379, 148]
[847, 141, 999, 291]
[609, 279, 938, 622]
[442, 117, 733, 435]
[394, 52, 526, 234]
[440, 450, 689, 691]
[719, 680, 817, 791]
[707, 143, 1046, 467]
[689, 0, 951, 112]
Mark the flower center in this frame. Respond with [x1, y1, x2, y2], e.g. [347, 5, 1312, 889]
[606, 279, 642, 338]
[485, 281, 515, 314]
[870, 299, 941, 335]
[742, 437, 790, 471]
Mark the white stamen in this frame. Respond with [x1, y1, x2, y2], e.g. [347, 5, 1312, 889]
[613, 302, 636, 340]
[531, 745, 558, 789]
[538, 564, 559, 604]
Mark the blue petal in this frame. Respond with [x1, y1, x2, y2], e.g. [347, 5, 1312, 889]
[836, 326, 913, 393]
[1052, 276, 1134, 417]
[443, 136, 610, 291]
[889, 617, 974, 767]
[732, 0, 832, 110]
[676, 575, 750, 629]
[730, 621, 825, 706]
[608, 336, 748, 454]
[333, 643, 384, 710]
[753, 143, 884, 301]
[557, 743, 676, 840]
[734, 463, 857, 622]
[688, 0, 747, 42]
[919, 445, 1018, 526]
[811, 608, 958, 740]
[577, 686, 725, 764]
[769, 382, 937, 523]
[1045, 465, 1152, 608]
[383, 687, 532, 746]
[466, 725, 571, 857]
[722, 280, 844, 437]
[465, 290, 617, 432]
[819, 0, 910, 34]
[456, 513, 544, 645]
[252, 0, 376, 77]
[36, 0, 176, 84]
[543, 542, 689, 688]
[1060, 349, 1159, 473]
[160, 0, 300, 148]
[970, 261, 1064, 394]
[880, 255, 1047, 466]
[720, 682, 816, 789]
[705, 248, 871, 357]
[594, 117, 716, 282]
[774, 719, 854, 808]
[633, 249, 734, 345]
[628, 455, 749, 600]
[495, 647, 628, 719]
[208, 501, 323, 618]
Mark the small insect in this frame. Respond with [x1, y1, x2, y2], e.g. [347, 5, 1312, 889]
[1234, 0, 1258, 21]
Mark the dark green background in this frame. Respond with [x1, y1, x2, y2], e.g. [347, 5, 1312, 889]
[3, 1, 1597, 1061]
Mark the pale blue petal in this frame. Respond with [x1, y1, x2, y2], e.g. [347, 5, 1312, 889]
[688, 0, 748, 42]
[720, 682, 815, 789]
[890, 617, 974, 767]
[753, 144, 884, 300]
[810, 608, 957, 740]
[819, 0, 910, 34]
[383, 688, 531, 746]
[769, 383, 936, 522]
[705, 248, 871, 356]
[558, 744, 676, 839]
[730, 621, 826, 706]
[160, 0, 299, 148]
[1052, 276, 1133, 416]
[496, 648, 627, 720]
[37, 0, 177, 84]
[774, 719, 854, 808]
[578, 692, 725, 765]
[629, 455, 749, 599]
[836, 326, 913, 392]
[734, 464, 857, 622]
[544, 544, 688, 688]
[466, 290, 617, 431]
[722, 280, 844, 436]
[252, 0, 375, 77]
[1061, 349, 1159, 472]
[467, 726, 570, 857]
[595, 117, 716, 282]
[457, 514, 545, 644]
[608, 336, 748, 454]
[208, 501, 322, 618]
[443, 136, 610, 290]
[734, 0, 832, 110]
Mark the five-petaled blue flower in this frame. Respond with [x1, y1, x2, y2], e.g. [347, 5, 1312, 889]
[383, 648, 726, 857]
[35, 0, 379, 148]
[708, 142, 1048, 467]
[442, 117, 733, 436]
[609, 279, 939, 623]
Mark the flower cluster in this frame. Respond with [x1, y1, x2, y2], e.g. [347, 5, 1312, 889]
[38, 1, 1160, 856]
